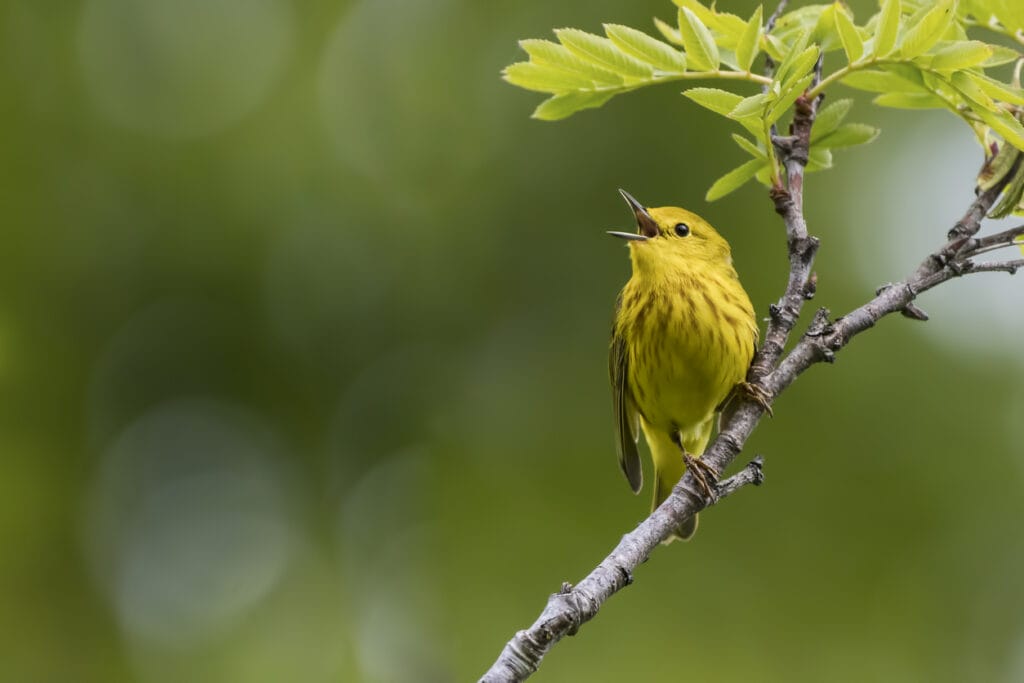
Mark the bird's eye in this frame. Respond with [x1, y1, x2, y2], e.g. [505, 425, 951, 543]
[673, 223, 690, 237]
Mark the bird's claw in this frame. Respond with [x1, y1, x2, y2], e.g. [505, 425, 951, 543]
[736, 381, 774, 417]
[683, 453, 720, 504]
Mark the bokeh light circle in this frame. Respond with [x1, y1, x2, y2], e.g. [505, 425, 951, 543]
[77, 0, 294, 138]
[84, 397, 294, 647]
[317, 0, 495, 207]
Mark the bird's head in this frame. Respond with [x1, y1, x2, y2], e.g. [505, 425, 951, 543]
[609, 189, 733, 271]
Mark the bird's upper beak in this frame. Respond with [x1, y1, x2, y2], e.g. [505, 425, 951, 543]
[608, 189, 659, 242]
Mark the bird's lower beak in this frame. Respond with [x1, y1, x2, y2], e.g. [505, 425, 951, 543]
[607, 231, 649, 241]
[618, 189, 660, 239]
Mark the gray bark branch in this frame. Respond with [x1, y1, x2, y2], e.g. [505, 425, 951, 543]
[479, 458, 764, 683]
[480, 86, 1022, 683]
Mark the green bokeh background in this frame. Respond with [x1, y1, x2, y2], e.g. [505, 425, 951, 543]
[2, 1, 1023, 681]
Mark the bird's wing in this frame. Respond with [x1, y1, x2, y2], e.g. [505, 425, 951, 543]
[610, 324, 642, 493]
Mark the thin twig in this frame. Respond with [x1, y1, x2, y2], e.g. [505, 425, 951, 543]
[762, 0, 791, 130]
[772, 177, 1018, 391]
[765, 0, 789, 33]
[751, 92, 820, 384]
[971, 223, 1024, 250]
[960, 258, 1024, 275]
[969, 242, 1024, 258]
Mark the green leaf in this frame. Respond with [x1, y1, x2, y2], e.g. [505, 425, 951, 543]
[767, 74, 814, 124]
[604, 24, 688, 72]
[834, 6, 864, 63]
[982, 45, 1020, 67]
[987, 146, 1024, 218]
[683, 87, 744, 115]
[503, 62, 597, 93]
[763, 33, 787, 62]
[654, 17, 685, 46]
[675, 0, 747, 48]
[873, 91, 948, 108]
[779, 46, 820, 91]
[716, 48, 742, 71]
[840, 68, 925, 93]
[532, 91, 615, 120]
[927, 41, 994, 71]
[773, 29, 812, 85]
[685, 87, 763, 137]
[977, 139, 1019, 191]
[873, 0, 902, 57]
[672, 0, 717, 27]
[705, 12, 748, 49]
[811, 98, 853, 142]
[950, 71, 996, 110]
[806, 146, 833, 172]
[520, 40, 624, 85]
[731, 133, 766, 158]
[678, 7, 720, 71]
[814, 123, 880, 148]
[970, 74, 1024, 106]
[898, 0, 953, 58]
[989, 1, 1024, 33]
[729, 92, 772, 119]
[555, 29, 654, 79]
[810, 3, 842, 52]
[735, 5, 763, 73]
[771, 4, 828, 44]
[705, 158, 765, 201]
[973, 107, 1024, 152]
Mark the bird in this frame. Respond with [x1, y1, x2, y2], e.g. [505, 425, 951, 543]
[609, 189, 758, 541]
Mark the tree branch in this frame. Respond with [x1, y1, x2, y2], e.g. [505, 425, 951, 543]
[963, 223, 1024, 254]
[765, 0, 789, 33]
[482, 72, 825, 683]
[771, 177, 1018, 390]
[478, 458, 765, 683]
[751, 89, 821, 386]
[960, 258, 1024, 275]
[481, 33, 1022, 683]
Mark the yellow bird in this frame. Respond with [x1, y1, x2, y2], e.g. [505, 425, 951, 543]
[609, 190, 758, 541]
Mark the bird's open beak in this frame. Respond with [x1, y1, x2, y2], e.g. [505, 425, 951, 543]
[616, 189, 659, 239]
[606, 230, 648, 241]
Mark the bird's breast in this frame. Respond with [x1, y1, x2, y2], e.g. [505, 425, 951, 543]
[618, 270, 755, 431]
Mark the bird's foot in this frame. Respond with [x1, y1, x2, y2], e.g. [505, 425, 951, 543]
[735, 381, 774, 417]
[683, 453, 720, 504]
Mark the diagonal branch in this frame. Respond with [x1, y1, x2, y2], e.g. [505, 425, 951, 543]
[960, 258, 1024, 275]
[765, 0, 789, 33]
[482, 66, 825, 682]
[481, 14, 1022, 675]
[481, 169, 1019, 682]
[962, 223, 1024, 256]
[750, 89, 821, 384]
[772, 179, 1020, 392]
[478, 458, 765, 683]
[480, 140, 1022, 683]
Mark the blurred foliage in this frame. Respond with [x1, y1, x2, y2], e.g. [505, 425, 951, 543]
[0, 1, 1023, 682]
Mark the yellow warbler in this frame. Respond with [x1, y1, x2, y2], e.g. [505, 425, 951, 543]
[609, 190, 758, 541]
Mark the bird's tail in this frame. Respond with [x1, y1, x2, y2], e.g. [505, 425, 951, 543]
[648, 430, 698, 543]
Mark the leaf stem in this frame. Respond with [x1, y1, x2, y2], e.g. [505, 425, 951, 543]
[641, 69, 774, 88]
[667, 69, 770, 86]
[582, 69, 773, 99]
